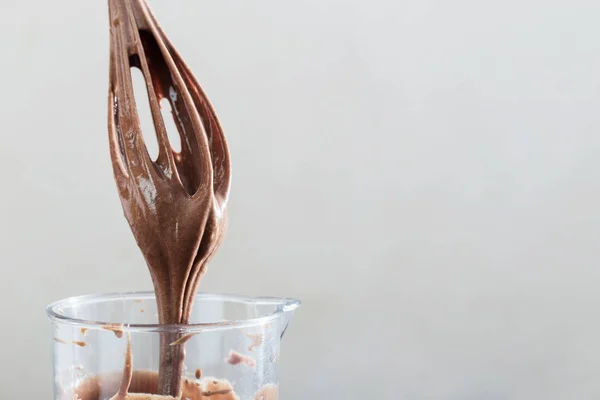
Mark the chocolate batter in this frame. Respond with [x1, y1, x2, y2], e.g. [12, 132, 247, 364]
[71, 371, 238, 400]
[106, 0, 230, 397]
[225, 351, 257, 368]
[253, 385, 278, 400]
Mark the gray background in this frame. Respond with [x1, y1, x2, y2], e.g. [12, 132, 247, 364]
[2, 0, 600, 399]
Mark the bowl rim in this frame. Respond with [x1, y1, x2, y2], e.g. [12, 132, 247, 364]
[46, 291, 301, 333]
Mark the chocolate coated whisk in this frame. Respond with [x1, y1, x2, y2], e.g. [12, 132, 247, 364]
[107, 0, 231, 396]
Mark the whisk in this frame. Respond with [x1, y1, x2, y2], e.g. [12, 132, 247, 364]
[107, 0, 231, 395]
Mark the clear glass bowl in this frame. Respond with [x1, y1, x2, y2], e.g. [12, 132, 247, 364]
[46, 292, 300, 400]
